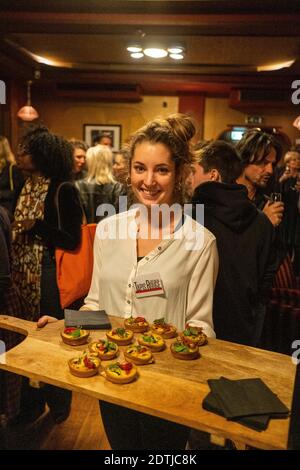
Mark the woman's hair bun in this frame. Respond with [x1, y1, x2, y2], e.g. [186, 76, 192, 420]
[166, 113, 195, 143]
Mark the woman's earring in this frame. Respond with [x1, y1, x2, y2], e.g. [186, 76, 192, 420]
[126, 176, 132, 187]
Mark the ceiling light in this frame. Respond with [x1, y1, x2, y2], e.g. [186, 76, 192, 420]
[257, 60, 295, 72]
[169, 53, 184, 60]
[127, 45, 142, 53]
[126, 43, 185, 60]
[17, 80, 39, 122]
[167, 47, 184, 54]
[144, 48, 168, 59]
[130, 52, 144, 59]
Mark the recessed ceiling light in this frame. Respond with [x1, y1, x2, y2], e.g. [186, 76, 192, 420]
[127, 45, 143, 53]
[144, 48, 168, 58]
[130, 52, 144, 59]
[169, 53, 184, 60]
[168, 47, 184, 54]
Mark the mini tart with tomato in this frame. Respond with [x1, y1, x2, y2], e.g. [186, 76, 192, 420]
[137, 333, 165, 352]
[180, 325, 207, 347]
[106, 328, 133, 346]
[124, 316, 149, 333]
[68, 352, 100, 377]
[89, 339, 119, 360]
[151, 318, 177, 339]
[170, 339, 200, 360]
[124, 344, 154, 365]
[103, 361, 138, 384]
[61, 327, 90, 346]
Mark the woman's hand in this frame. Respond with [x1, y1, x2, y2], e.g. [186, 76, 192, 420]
[37, 315, 59, 328]
[12, 219, 35, 234]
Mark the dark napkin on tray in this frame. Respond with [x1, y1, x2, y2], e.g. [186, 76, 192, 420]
[203, 391, 271, 431]
[64, 309, 111, 329]
[203, 377, 289, 431]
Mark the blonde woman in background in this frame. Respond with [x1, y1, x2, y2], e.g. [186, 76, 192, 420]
[0, 136, 24, 217]
[76, 144, 124, 223]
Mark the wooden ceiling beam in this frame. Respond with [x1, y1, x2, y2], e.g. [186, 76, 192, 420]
[1, 12, 300, 28]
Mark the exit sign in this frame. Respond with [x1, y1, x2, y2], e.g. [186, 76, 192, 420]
[245, 116, 263, 125]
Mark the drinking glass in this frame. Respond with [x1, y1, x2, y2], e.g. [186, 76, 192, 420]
[270, 193, 282, 202]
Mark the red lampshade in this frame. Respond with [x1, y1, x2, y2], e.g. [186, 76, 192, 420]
[17, 105, 39, 121]
[293, 116, 300, 131]
[17, 80, 39, 122]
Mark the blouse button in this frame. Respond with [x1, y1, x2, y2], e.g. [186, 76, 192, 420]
[128, 284, 131, 288]
[145, 257, 149, 261]
[127, 300, 131, 304]
[158, 246, 162, 251]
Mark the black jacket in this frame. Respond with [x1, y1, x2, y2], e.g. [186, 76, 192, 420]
[192, 182, 277, 345]
[25, 180, 82, 253]
[76, 179, 125, 223]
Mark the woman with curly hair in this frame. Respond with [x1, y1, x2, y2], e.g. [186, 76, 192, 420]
[12, 126, 82, 424]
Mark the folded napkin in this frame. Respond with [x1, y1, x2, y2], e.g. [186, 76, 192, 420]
[203, 377, 289, 431]
[64, 309, 111, 329]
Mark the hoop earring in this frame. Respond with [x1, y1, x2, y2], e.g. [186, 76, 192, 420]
[126, 176, 132, 187]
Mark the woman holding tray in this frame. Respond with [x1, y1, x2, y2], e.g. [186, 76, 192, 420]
[39, 114, 218, 449]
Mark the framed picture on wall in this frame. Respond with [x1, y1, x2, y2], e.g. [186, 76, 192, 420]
[83, 124, 121, 151]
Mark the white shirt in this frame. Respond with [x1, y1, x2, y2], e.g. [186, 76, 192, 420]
[84, 210, 218, 337]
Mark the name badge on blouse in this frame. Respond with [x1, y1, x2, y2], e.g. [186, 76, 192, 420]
[133, 272, 165, 298]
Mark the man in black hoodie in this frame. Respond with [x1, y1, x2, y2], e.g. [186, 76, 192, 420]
[192, 140, 277, 347]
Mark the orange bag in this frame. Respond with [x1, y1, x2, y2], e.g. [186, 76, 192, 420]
[55, 223, 97, 308]
[54, 182, 97, 308]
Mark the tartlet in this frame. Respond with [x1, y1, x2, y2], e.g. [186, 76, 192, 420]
[68, 352, 100, 377]
[179, 325, 208, 347]
[89, 339, 119, 360]
[124, 344, 154, 365]
[106, 328, 134, 346]
[137, 333, 165, 352]
[170, 339, 200, 360]
[124, 316, 149, 333]
[103, 361, 138, 384]
[61, 327, 90, 346]
[151, 318, 177, 339]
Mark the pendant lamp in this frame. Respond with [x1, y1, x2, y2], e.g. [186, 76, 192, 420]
[17, 80, 39, 121]
[293, 116, 300, 131]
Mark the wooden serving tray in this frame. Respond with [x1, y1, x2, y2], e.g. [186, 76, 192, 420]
[0, 314, 295, 450]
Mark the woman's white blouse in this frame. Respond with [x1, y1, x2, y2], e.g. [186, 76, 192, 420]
[84, 210, 218, 337]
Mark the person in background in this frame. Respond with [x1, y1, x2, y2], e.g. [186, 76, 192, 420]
[93, 132, 112, 148]
[38, 114, 218, 450]
[192, 140, 276, 346]
[76, 144, 124, 223]
[12, 126, 82, 425]
[0, 136, 24, 217]
[112, 148, 128, 183]
[189, 140, 277, 450]
[277, 149, 300, 265]
[236, 129, 284, 227]
[0, 206, 26, 435]
[69, 139, 88, 180]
